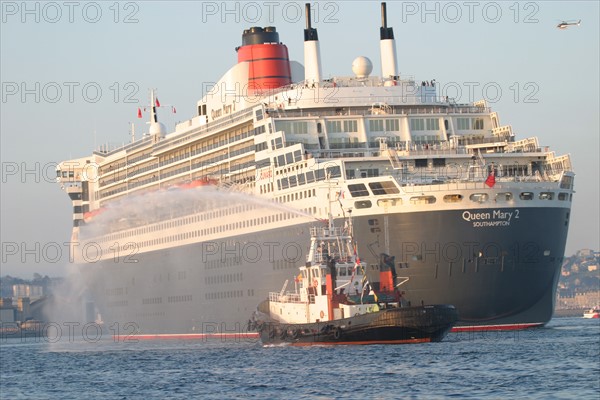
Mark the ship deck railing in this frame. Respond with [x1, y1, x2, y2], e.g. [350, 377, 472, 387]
[269, 292, 306, 304]
[269, 104, 491, 120]
[309, 226, 347, 238]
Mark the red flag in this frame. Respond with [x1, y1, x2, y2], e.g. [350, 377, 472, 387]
[485, 172, 496, 188]
[172, 106, 176, 114]
[137, 108, 142, 118]
[155, 98, 160, 107]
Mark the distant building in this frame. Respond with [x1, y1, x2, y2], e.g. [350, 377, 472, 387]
[12, 284, 43, 300]
[0, 298, 16, 323]
[578, 249, 593, 257]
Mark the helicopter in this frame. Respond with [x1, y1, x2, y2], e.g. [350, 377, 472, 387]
[557, 20, 581, 29]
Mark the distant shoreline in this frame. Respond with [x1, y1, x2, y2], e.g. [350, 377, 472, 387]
[553, 308, 586, 318]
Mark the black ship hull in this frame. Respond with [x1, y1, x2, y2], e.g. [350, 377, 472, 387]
[354, 206, 570, 328]
[78, 206, 568, 333]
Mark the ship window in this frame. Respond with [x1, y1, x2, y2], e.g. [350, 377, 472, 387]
[354, 200, 372, 209]
[326, 165, 341, 178]
[294, 150, 302, 162]
[457, 118, 470, 130]
[369, 119, 384, 132]
[277, 155, 285, 167]
[256, 109, 263, 121]
[496, 192, 513, 202]
[281, 178, 289, 189]
[426, 118, 439, 131]
[558, 192, 569, 201]
[520, 192, 533, 200]
[469, 193, 488, 203]
[344, 120, 358, 132]
[316, 168, 325, 181]
[289, 176, 297, 188]
[326, 120, 342, 133]
[286, 152, 293, 164]
[443, 194, 463, 203]
[410, 119, 424, 131]
[415, 159, 428, 168]
[472, 118, 484, 130]
[298, 174, 306, 185]
[539, 192, 554, 200]
[385, 119, 399, 131]
[410, 196, 436, 204]
[317, 122, 322, 134]
[377, 198, 402, 207]
[560, 175, 573, 189]
[348, 184, 369, 197]
[433, 158, 446, 167]
[369, 181, 399, 195]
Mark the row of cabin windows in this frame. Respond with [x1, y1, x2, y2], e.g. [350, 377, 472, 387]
[275, 121, 309, 134]
[457, 117, 484, 130]
[97, 204, 311, 246]
[347, 182, 400, 197]
[100, 144, 256, 195]
[346, 168, 379, 179]
[205, 272, 243, 285]
[134, 311, 166, 318]
[273, 259, 297, 270]
[277, 166, 341, 190]
[206, 290, 244, 300]
[277, 190, 317, 204]
[274, 149, 302, 168]
[104, 125, 256, 177]
[276, 161, 308, 176]
[132, 213, 303, 248]
[409, 118, 440, 131]
[100, 210, 316, 254]
[205, 257, 242, 270]
[279, 117, 482, 137]
[97, 204, 263, 243]
[345, 191, 571, 209]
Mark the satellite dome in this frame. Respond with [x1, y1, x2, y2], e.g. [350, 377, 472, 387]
[149, 121, 167, 137]
[352, 56, 373, 78]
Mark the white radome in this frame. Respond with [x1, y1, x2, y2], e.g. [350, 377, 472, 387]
[352, 56, 373, 78]
[149, 122, 167, 137]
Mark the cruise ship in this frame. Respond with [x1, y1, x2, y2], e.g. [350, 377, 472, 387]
[56, 3, 573, 333]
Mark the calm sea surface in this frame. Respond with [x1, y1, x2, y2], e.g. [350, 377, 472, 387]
[1, 317, 598, 399]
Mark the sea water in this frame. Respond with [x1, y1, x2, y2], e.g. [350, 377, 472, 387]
[1, 317, 598, 399]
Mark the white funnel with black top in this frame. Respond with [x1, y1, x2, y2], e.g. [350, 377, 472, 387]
[380, 2, 398, 80]
[304, 3, 322, 84]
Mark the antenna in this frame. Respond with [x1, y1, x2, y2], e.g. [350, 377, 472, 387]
[130, 122, 135, 143]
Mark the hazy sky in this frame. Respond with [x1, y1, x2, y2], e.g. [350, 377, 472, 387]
[1, 1, 599, 278]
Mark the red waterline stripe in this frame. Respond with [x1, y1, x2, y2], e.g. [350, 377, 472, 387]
[290, 338, 431, 346]
[451, 322, 543, 332]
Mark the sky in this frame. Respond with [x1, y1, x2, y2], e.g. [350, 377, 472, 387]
[1, 1, 599, 278]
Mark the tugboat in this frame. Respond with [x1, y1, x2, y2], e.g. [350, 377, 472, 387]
[250, 206, 458, 345]
[583, 306, 600, 319]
